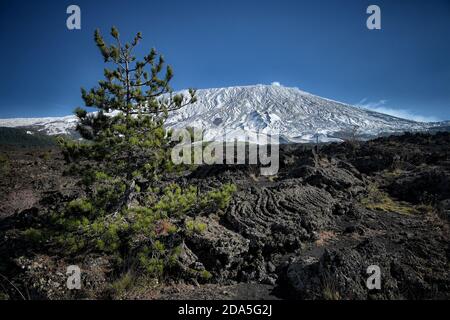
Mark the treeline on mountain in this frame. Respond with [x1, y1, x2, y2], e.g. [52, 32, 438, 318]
[0, 127, 57, 147]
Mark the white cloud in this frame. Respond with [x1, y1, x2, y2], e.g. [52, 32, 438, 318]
[356, 99, 440, 123]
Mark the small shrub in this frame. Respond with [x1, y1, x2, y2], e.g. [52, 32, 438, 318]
[66, 199, 94, 216]
[139, 255, 165, 277]
[200, 183, 237, 210]
[199, 270, 212, 280]
[110, 272, 135, 296]
[185, 219, 207, 234]
[22, 228, 44, 243]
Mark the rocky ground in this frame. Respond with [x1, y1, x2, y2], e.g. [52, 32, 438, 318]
[0, 132, 449, 300]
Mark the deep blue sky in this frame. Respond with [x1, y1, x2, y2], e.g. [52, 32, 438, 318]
[0, 0, 449, 121]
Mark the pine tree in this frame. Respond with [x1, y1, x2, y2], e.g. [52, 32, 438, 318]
[65, 27, 197, 215]
[55, 27, 236, 281]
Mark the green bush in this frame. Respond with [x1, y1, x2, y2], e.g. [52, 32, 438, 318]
[200, 270, 212, 280]
[66, 199, 94, 216]
[186, 219, 207, 234]
[22, 228, 45, 243]
[110, 272, 135, 296]
[200, 183, 237, 211]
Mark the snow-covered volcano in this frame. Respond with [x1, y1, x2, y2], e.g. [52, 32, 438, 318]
[0, 115, 79, 136]
[166, 84, 436, 143]
[0, 84, 445, 143]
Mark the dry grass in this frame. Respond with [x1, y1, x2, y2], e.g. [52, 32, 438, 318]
[110, 272, 161, 299]
[321, 274, 341, 300]
[322, 286, 341, 300]
[382, 168, 404, 179]
[360, 184, 434, 215]
[315, 231, 337, 247]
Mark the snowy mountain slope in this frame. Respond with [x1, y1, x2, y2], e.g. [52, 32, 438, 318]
[0, 115, 78, 136]
[166, 84, 434, 143]
[0, 84, 445, 143]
